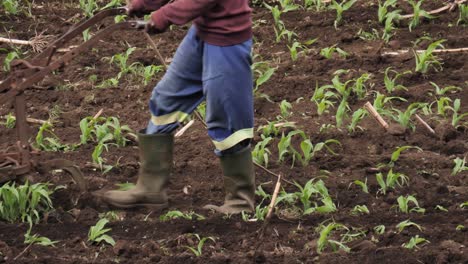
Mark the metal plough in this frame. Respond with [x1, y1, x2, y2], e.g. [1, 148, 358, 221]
[0, 8, 146, 191]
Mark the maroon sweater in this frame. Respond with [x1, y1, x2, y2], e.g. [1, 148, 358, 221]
[137, 0, 252, 46]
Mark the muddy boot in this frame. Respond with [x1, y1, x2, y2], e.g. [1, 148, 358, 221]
[204, 147, 255, 214]
[97, 132, 173, 209]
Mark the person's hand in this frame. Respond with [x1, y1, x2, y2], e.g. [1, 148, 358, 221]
[126, 0, 150, 17]
[145, 18, 164, 34]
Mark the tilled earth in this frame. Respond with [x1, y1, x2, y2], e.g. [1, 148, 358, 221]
[0, 1, 467, 263]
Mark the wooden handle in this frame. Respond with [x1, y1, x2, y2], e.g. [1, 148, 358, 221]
[415, 114, 436, 134]
[364, 102, 389, 130]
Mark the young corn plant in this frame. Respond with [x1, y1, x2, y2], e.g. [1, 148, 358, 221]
[431, 96, 452, 117]
[82, 28, 92, 42]
[294, 179, 337, 215]
[241, 202, 270, 221]
[1, 113, 16, 128]
[435, 205, 448, 212]
[293, 179, 318, 213]
[303, 0, 326, 11]
[320, 45, 348, 59]
[384, 67, 411, 93]
[446, 99, 468, 128]
[351, 73, 372, 99]
[378, 0, 397, 23]
[330, 69, 353, 98]
[356, 28, 381, 41]
[341, 229, 367, 245]
[392, 103, 427, 130]
[0, 181, 54, 224]
[100, 0, 124, 10]
[139, 65, 164, 85]
[351, 205, 370, 215]
[374, 225, 386, 235]
[252, 60, 276, 92]
[35, 122, 73, 152]
[376, 169, 409, 195]
[24, 224, 58, 247]
[396, 195, 425, 214]
[92, 143, 113, 173]
[413, 39, 445, 73]
[316, 222, 350, 254]
[107, 47, 142, 80]
[159, 210, 205, 221]
[88, 218, 115, 246]
[428, 82, 462, 96]
[452, 157, 467, 176]
[352, 178, 369, 194]
[373, 92, 406, 118]
[402, 235, 429, 249]
[2, 0, 20, 15]
[278, 132, 294, 163]
[185, 234, 215, 257]
[107, 117, 134, 147]
[298, 139, 340, 167]
[457, 4, 468, 25]
[3, 50, 20, 72]
[336, 99, 350, 128]
[348, 108, 367, 132]
[330, 0, 358, 29]
[408, 0, 434, 31]
[311, 82, 337, 115]
[80, 116, 134, 146]
[382, 10, 402, 42]
[278, 99, 293, 120]
[79, 0, 99, 18]
[252, 136, 273, 168]
[288, 39, 316, 61]
[396, 219, 423, 233]
[274, 24, 298, 44]
[389, 145, 423, 167]
[99, 211, 121, 222]
[258, 120, 293, 138]
[264, 3, 284, 27]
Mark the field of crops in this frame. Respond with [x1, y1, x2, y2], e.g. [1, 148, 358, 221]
[0, 0, 467, 263]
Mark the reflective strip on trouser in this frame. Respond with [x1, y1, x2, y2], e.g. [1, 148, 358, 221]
[146, 26, 254, 151]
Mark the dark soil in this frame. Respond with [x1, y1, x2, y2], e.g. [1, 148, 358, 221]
[1, 1, 467, 263]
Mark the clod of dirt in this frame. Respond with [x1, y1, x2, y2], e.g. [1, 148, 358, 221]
[386, 124, 407, 136]
[439, 240, 465, 253]
[76, 207, 99, 223]
[253, 251, 267, 263]
[436, 240, 466, 263]
[447, 186, 467, 195]
[113, 240, 139, 257]
[0, 240, 13, 262]
[388, 40, 401, 49]
[441, 140, 467, 155]
[435, 122, 458, 142]
[351, 240, 377, 252]
[305, 239, 318, 252]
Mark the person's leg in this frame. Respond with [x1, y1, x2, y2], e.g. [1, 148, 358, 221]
[146, 27, 205, 134]
[201, 39, 256, 214]
[98, 27, 205, 209]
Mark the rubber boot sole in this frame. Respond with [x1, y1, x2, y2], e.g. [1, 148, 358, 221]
[93, 190, 168, 210]
[106, 200, 169, 210]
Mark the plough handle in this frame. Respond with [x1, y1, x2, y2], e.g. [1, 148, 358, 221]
[34, 7, 127, 64]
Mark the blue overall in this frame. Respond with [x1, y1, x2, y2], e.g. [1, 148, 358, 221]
[146, 26, 254, 154]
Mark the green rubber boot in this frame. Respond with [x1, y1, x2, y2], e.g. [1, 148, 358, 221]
[98, 132, 173, 209]
[204, 147, 255, 214]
